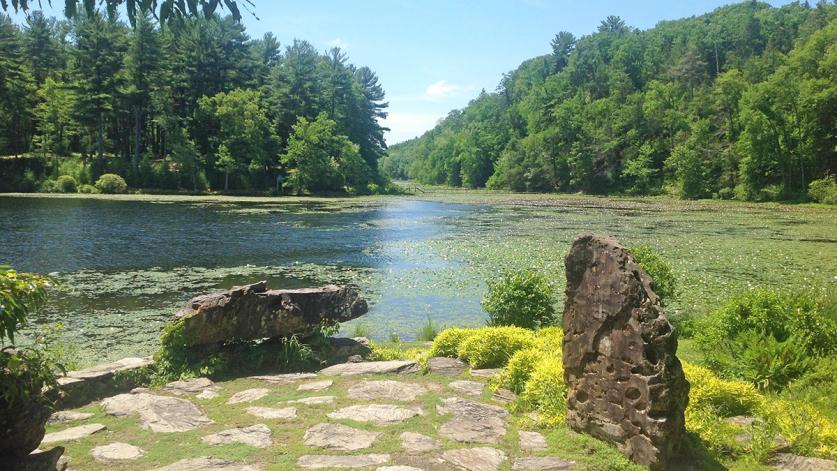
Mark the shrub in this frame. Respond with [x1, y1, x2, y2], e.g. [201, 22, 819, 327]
[54, 175, 77, 193]
[456, 326, 536, 368]
[695, 288, 837, 390]
[505, 348, 543, 393]
[629, 245, 677, 303]
[683, 362, 764, 417]
[36, 178, 57, 193]
[94, 173, 128, 194]
[77, 184, 100, 194]
[518, 355, 566, 425]
[429, 328, 475, 358]
[482, 270, 556, 329]
[808, 175, 837, 204]
[761, 399, 837, 457]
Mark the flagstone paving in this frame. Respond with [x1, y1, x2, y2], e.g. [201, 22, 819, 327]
[39, 359, 636, 470]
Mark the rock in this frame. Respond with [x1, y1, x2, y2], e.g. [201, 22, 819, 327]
[449, 380, 484, 396]
[297, 454, 390, 469]
[518, 431, 548, 451]
[90, 442, 144, 462]
[164, 378, 217, 396]
[173, 282, 367, 346]
[427, 357, 468, 376]
[196, 389, 219, 400]
[102, 393, 213, 432]
[327, 336, 373, 359]
[400, 432, 441, 453]
[562, 233, 689, 470]
[347, 380, 427, 401]
[202, 424, 272, 448]
[0, 399, 51, 457]
[40, 424, 105, 444]
[347, 354, 364, 363]
[441, 447, 506, 471]
[328, 404, 422, 425]
[376, 467, 424, 471]
[48, 411, 94, 424]
[725, 416, 756, 427]
[437, 397, 508, 444]
[470, 369, 501, 378]
[226, 388, 269, 404]
[768, 453, 837, 471]
[249, 372, 318, 383]
[511, 457, 576, 470]
[150, 457, 264, 471]
[492, 388, 517, 405]
[287, 396, 335, 405]
[246, 406, 297, 419]
[298, 380, 333, 392]
[320, 360, 420, 376]
[303, 423, 382, 451]
[58, 357, 153, 408]
[2, 446, 65, 471]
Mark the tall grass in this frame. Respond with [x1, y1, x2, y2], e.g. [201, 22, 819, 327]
[417, 317, 441, 341]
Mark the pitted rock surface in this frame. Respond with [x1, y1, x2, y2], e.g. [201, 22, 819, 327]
[150, 457, 264, 470]
[227, 388, 269, 404]
[400, 431, 442, 452]
[246, 406, 297, 419]
[347, 380, 427, 401]
[328, 404, 422, 425]
[297, 454, 390, 469]
[441, 447, 506, 471]
[303, 423, 382, 451]
[102, 393, 213, 432]
[562, 233, 689, 470]
[437, 397, 508, 444]
[201, 424, 272, 448]
[90, 442, 144, 462]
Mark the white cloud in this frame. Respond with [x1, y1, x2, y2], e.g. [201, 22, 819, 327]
[328, 38, 350, 50]
[425, 80, 460, 99]
[383, 112, 445, 145]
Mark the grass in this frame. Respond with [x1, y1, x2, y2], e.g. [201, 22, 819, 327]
[416, 317, 441, 342]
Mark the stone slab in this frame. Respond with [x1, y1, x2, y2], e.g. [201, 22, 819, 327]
[297, 454, 391, 469]
[320, 360, 419, 376]
[41, 423, 105, 444]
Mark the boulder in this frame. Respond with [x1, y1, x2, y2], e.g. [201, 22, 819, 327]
[173, 282, 367, 346]
[562, 233, 689, 470]
[57, 357, 152, 408]
[1, 447, 66, 471]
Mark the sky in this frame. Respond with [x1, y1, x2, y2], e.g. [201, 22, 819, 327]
[8, 0, 791, 145]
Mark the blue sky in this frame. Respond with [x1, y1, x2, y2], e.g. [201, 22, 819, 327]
[9, 0, 790, 144]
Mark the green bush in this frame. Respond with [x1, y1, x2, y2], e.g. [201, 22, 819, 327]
[629, 245, 677, 303]
[94, 173, 128, 194]
[695, 288, 836, 391]
[456, 326, 535, 368]
[808, 175, 837, 204]
[428, 327, 475, 358]
[54, 175, 77, 193]
[36, 178, 57, 193]
[482, 270, 556, 329]
[77, 184, 100, 194]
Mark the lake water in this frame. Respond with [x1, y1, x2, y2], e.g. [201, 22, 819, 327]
[2, 194, 835, 365]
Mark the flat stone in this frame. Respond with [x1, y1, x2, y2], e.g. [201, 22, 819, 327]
[348, 380, 427, 401]
[249, 372, 318, 384]
[298, 380, 333, 392]
[328, 404, 422, 425]
[247, 406, 297, 419]
[288, 396, 336, 405]
[202, 424, 272, 448]
[437, 397, 508, 444]
[65, 357, 152, 381]
[400, 432, 441, 452]
[725, 416, 757, 428]
[48, 411, 94, 424]
[512, 457, 576, 470]
[227, 388, 269, 404]
[150, 457, 264, 470]
[519, 431, 548, 451]
[196, 389, 219, 400]
[768, 453, 837, 471]
[320, 360, 419, 376]
[427, 357, 468, 376]
[297, 454, 390, 469]
[304, 423, 382, 451]
[492, 388, 517, 404]
[90, 442, 144, 462]
[441, 447, 507, 471]
[164, 378, 217, 396]
[449, 380, 484, 396]
[470, 369, 501, 378]
[41, 423, 105, 444]
[376, 467, 423, 471]
[102, 392, 213, 432]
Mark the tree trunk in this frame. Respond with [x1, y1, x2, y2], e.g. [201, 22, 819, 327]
[224, 171, 229, 191]
[133, 106, 142, 171]
[96, 111, 104, 161]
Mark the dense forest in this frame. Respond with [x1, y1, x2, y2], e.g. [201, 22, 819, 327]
[385, 1, 837, 202]
[0, 10, 389, 193]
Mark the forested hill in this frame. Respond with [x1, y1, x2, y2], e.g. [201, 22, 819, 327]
[0, 12, 388, 194]
[384, 2, 837, 202]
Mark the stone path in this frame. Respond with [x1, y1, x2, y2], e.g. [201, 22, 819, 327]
[40, 359, 691, 470]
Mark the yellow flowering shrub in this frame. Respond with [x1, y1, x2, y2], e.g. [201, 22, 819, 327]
[519, 354, 567, 426]
[429, 328, 476, 358]
[761, 399, 837, 457]
[456, 326, 536, 368]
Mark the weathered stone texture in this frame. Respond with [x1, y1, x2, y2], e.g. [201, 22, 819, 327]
[562, 233, 689, 470]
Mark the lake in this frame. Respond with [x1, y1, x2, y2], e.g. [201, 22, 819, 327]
[2, 193, 835, 365]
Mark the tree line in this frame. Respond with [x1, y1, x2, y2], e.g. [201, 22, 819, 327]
[385, 2, 837, 202]
[0, 10, 390, 193]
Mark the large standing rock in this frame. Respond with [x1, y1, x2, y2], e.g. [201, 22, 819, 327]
[562, 233, 689, 470]
[173, 282, 367, 346]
